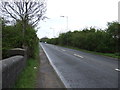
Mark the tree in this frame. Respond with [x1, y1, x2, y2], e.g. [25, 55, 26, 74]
[40, 37, 49, 42]
[0, 0, 47, 47]
[106, 21, 120, 53]
[2, 19, 39, 59]
[106, 21, 120, 38]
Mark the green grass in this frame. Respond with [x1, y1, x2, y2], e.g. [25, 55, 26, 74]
[60, 45, 120, 59]
[14, 44, 39, 88]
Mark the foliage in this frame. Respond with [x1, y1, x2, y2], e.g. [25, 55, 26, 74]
[45, 21, 120, 55]
[2, 20, 39, 59]
[40, 37, 49, 42]
[1, 1, 46, 52]
[14, 58, 38, 88]
[14, 43, 39, 88]
[2, 24, 23, 58]
[25, 27, 39, 58]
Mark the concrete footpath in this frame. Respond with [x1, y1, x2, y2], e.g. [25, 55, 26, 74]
[36, 46, 65, 88]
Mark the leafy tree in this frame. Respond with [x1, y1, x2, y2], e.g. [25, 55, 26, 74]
[107, 21, 120, 38]
[2, 19, 39, 59]
[106, 21, 120, 53]
[46, 21, 120, 55]
[0, 0, 47, 47]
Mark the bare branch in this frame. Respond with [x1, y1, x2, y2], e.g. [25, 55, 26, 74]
[0, 0, 47, 27]
[14, 2, 22, 15]
[3, 5, 17, 20]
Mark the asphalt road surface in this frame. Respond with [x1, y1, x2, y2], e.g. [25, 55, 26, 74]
[40, 43, 118, 88]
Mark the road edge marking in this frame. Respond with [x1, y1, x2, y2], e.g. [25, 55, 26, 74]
[40, 43, 71, 88]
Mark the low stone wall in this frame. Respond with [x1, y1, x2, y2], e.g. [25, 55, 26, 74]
[1, 48, 27, 88]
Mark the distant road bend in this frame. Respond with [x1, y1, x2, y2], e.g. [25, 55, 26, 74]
[40, 43, 118, 88]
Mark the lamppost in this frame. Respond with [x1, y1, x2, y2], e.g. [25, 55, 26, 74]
[60, 16, 68, 32]
[60, 16, 69, 46]
[50, 27, 55, 38]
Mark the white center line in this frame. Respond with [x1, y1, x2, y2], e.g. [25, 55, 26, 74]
[115, 68, 120, 71]
[61, 49, 66, 51]
[74, 54, 84, 58]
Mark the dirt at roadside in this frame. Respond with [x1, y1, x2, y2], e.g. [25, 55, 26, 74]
[35, 46, 65, 88]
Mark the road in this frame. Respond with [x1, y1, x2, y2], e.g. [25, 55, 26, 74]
[40, 43, 118, 88]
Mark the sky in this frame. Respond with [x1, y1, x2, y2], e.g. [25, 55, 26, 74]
[37, 0, 119, 39]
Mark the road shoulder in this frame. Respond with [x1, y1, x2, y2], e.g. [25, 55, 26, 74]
[35, 46, 65, 88]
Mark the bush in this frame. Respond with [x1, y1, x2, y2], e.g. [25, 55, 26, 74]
[46, 21, 120, 54]
[2, 20, 39, 59]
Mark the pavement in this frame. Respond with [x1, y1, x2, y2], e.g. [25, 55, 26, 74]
[36, 45, 65, 88]
[40, 42, 119, 88]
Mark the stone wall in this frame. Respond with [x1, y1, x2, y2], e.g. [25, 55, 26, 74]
[1, 48, 27, 88]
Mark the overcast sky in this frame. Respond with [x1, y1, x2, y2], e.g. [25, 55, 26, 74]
[37, 0, 119, 39]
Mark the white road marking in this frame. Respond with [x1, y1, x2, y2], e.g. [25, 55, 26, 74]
[74, 54, 84, 58]
[61, 49, 66, 51]
[40, 43, 71, 88]
[115, 68, 120, 71]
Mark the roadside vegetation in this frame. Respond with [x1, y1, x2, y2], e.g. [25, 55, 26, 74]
[62, 46, 120, 59]
[2, 18, 40, 88]
[41, 21, 120, 59]
[2, 19, 39, 59]
[1, 1, 46, 88]
[14, 43, 39, 88]
[1, 1, 46, 59]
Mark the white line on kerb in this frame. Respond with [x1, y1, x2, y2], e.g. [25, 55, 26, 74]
[74, 54, 84, 58]
[115, 68, 120, 71]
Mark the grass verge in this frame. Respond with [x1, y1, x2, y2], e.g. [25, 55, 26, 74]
[14, 44, 39, 88]
[60, 45, 120, 59]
